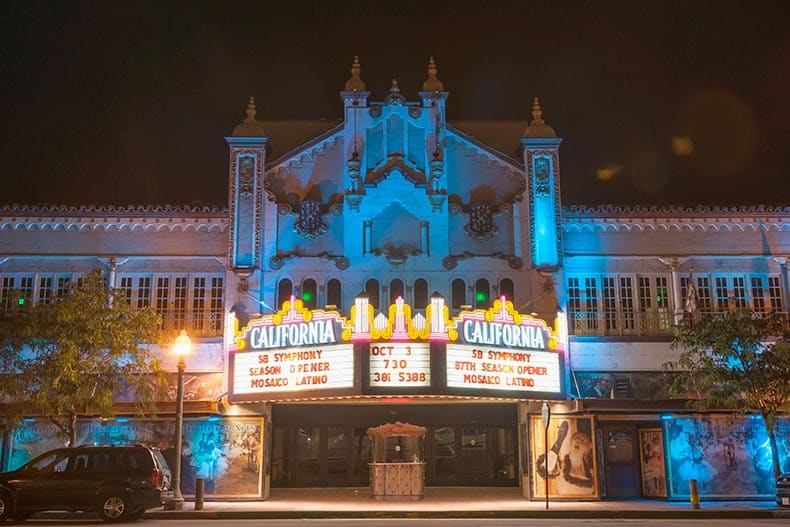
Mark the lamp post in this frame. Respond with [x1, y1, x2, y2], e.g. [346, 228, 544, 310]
[171, 329, 192, 510]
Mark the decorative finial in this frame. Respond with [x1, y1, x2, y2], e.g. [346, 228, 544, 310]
[531, 97, 545, 125]
[523, 96, 556, 138]
[232, 96, 266, 137]
[245, 96, 257, 123]
[422, 56, 444, 92]
[344, 56, 366, 91]
[390, 78, 401, 95]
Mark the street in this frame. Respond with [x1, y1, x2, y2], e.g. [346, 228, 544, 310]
[13, 519, 790, 527]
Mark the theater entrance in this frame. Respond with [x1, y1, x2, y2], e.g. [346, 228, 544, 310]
[269, 403, 518, 487]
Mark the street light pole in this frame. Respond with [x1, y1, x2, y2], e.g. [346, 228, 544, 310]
[171, 329, 191, 510]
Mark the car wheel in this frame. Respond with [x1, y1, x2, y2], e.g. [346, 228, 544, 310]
[98, 492, 130, 523]
[0, 491, 11, 522]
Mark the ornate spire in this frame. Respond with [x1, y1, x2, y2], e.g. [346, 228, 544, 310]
[344, 56, 366, 91]
[531, 97, 544, 125]
[245, 96, 257, 123]
[523, 96, 556, 138]
[232, 96, 266, 137]
[390, 78, 401, 95]
[422, 56, 444, 92]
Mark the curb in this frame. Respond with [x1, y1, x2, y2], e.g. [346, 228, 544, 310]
[143, 509, 787, 521]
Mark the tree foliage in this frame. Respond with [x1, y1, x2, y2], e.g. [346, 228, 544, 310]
[666, 309, 790, 477]
[0, 270, 167, 446]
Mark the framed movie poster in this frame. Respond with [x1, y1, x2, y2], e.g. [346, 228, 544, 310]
[639, 428, 667, 498]
[530, 415, 599, 498]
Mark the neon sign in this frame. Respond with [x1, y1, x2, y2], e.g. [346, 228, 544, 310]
[369, 343, 431, 387]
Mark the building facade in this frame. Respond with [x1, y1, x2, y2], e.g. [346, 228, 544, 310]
[1, 58, 788, 501]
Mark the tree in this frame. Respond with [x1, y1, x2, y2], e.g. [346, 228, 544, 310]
[0, 270, 167, 446]
[666, 309, 790, 478]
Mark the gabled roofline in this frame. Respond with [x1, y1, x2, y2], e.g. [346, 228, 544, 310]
[445, 124, 524, 170]
[266, 123, 345, 170]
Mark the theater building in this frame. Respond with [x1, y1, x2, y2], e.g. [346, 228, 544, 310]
[1, 58, 788, 501]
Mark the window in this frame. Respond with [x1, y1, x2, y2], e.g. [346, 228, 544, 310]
[192, 277, 207, 332]
[619, 277, 635, 330]
[732, 276, 747, 309]
[768, 276, 783, 312]
[568, 274, 671, 336]
[277, 279, 293, 308]
[209, 277, 224, 333]
[475, 278, 490, 310]
[120, 276, 134, 305]
[750, 277, 765, 314]
[696, 277, 712, 313]
[414, 278, 428, 308]
[136, 274, 224, 336]
[327, 279, 342, 310]
[365, 279, 380, 310]
[714, 276, 729, 311]
[451, 279, 466, 309]
[302, 278, 317, 309]
[1, 276, 18, 311]
[499, 278, 514, 302]
[602, 277, 617, 330]
[389, 279, 404, 303]
[56, 275, 71, 298]
[584, 277, 598, 330]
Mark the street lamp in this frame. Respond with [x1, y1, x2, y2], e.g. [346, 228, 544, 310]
[171, 329, 191, 510]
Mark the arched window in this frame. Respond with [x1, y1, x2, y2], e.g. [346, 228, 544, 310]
[389, 279, 404, 303]
[327, 279, 342, 310]
[451, 279, 466, 309]
[414, 278, 428, 308]
[302, 278, 317, 309]
[277, 279, 293, 308]
[500, 278, 514, 302]
[365, 279, 380, 310]
[475, 278, 490, 310]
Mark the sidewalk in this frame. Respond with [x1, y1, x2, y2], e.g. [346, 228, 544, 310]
[144, 487, 790, 520]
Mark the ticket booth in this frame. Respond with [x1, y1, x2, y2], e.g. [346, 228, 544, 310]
[367, 421, 426, 500]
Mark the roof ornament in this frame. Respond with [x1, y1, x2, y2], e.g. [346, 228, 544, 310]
[245, 96, 257, 123]
[422, 56, 444, 92]
[232, 96, 266, 137]
[344, 56, 366, 91]
[523, 96, 557, 138]
[531, 97, 545, 125]
[386, 78, 405, 105]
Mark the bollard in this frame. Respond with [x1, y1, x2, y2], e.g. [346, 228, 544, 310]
[689, 479, 700, 509]
[194, 477, 204, 510]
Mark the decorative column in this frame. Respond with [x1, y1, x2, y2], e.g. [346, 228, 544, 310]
[522, 98, 563, 269]
[659, 257, 689, 324]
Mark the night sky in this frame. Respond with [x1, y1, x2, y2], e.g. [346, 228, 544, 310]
[2, 0, 789, 207]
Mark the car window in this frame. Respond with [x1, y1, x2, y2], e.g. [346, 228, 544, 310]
[26, 451, 69, 472]
[52, 455, 70, 472]
[68, 453, 90, 472]
[127, 450, 150, 470]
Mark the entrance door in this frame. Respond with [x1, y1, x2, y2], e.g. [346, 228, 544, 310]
[601, 424, 640, 498]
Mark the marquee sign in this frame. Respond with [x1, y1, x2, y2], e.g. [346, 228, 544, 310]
[369, 343, 431, 387]
[446, 298, 563, 393]
[228, 295, 566, 401]
[232, 343, 354, 395]
[229, 297, 355, 400]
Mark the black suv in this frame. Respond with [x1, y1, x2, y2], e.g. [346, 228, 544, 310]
[0, 444, 171, 522]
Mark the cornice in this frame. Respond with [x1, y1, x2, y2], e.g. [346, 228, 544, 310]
[562, 204, 790, 233]
[0, 204, 228, 233]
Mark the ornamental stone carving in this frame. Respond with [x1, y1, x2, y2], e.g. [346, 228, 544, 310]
[464, 203, 498, 241]
[293, 200, 328, 239]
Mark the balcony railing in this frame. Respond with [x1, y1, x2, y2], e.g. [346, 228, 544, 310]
[569, 310, 673, 337]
